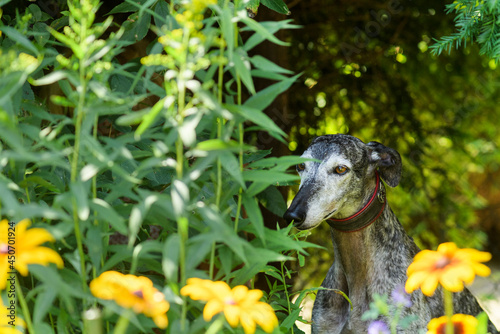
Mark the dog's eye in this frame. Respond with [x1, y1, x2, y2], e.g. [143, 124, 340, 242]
[297, 163, 306, 172]
[334, 165, 349, 175]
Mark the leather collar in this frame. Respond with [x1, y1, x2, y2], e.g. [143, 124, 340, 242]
[327, 172, 386, 233]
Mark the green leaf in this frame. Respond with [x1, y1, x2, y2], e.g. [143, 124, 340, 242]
[233, 48, 256, 95]
[280, 307, 302, 330]
[30, 71, 68, 86]
[162, 234, 180, 282]
[33, 286, 58, 323]
[225, 104, 286, 139]
[244, 73, 301, 111]
[128, 191, 159, 247]
[154, 0, 170, 27]
[257, 186, 286, 216]
[0, 26, 39, 55]
[242, 194, 266, 245]
[86, 225, 103, 272]
[199, 206, 249, 264]
[135, 97, 166, 138]
[243, 170, 299, 184]
[250, 55, 294, 74]
[220, 152, 246, 188]
[243, 20, 299, 51]
[0, 0, 12, 7]
[249, 156, 317, 169]
[107, 0, 143, 14]
[186, 236, 213, 272]
[19, 175, 60, 193]
[246, 0, 260, 17]
[71, 181, 89, 221]
[476, 312, 489, 334]
[194, 139, 251, 152]
[261, 0, 290, 15]
[122, 12, 151, 42]
[239, 15, 289, 47]
[220, 6, 235, 61]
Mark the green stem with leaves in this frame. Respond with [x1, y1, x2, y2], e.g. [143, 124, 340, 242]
[70, 15, 90, 296]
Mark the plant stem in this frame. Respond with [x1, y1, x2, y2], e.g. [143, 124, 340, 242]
[70, 14, 90, 296]
[112, 310, 131, 334]
[233, 1, 244, 233]
[209, 240, 216, 280]
[390, 306, 403, 334]
[280, 261, 294, 334]
[206, 315, 225, 334]
[443, 288, 454, 334]
[16, 276, 35, 334]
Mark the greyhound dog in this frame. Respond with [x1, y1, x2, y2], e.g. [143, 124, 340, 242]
[283, 134, 498, 334]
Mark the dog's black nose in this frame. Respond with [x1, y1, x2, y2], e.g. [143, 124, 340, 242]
[283, 208, 305, 225]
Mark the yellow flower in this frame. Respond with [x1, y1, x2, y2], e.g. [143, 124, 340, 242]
[181, 278, 278, 334]
[405, 242, 491, 296]
[427, 314, 478, 334]
[90, 271, 170, 329]
[0, 219, 64, 290]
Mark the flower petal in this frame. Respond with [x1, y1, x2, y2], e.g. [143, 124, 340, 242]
[17, 246, 64, 271]
[223, 304, 240, 328]
[203, 299, 224, 322]
[240, 311, 257, 334]
[405, 271, 428, 293]
[19, 228, 55, 251]
[0, 257, 9, 290]
[420, 272, 439, 296]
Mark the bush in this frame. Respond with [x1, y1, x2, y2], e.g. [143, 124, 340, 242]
[0, 0, 314, 333]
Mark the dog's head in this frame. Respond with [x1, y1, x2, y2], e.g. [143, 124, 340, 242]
[283, 134, 402, 230]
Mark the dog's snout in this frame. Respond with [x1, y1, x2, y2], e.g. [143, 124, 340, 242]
[283, 207, 306, 226]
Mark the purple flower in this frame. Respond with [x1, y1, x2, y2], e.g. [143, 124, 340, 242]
[391, 284, 412, 308]
[368, 320, 390, 334]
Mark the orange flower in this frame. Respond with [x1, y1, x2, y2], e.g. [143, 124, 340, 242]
[181, 278, 278, 334]
[0, 219, 64, 289]
[405, 242, 491, 296]
[427, 314, 478, 334]
[90, 271, 169, 328]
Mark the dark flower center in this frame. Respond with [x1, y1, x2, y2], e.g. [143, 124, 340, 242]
[437, 321, 464, 334]
[132, 290, 144, 299]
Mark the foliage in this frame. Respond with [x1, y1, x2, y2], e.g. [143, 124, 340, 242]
[0, 0, 311, 333]
[430, 0, 500, 61]
[281, 0, 500, 292]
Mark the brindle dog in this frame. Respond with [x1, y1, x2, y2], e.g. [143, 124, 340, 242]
[284, 134, 498, 334]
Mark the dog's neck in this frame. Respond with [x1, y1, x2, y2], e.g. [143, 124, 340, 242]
[329, 184, 399, 296]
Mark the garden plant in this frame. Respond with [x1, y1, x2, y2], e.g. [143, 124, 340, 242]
[0, 0, 316, 333]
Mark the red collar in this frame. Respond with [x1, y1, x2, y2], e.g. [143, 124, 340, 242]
[327, 172, 387, 233]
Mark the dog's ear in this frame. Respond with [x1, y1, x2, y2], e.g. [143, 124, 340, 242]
[367, 141, 402, 187]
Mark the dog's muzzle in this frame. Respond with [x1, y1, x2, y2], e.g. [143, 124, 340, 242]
[283, 206, 306, 227]
[283, 183, 314, 228]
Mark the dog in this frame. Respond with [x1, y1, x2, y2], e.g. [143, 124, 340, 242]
[283, 134, 498, 333]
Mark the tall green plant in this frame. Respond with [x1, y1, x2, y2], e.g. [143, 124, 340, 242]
[0, 0, 315, 333]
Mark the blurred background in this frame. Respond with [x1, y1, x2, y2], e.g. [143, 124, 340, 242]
[248, 0, 500, 329]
